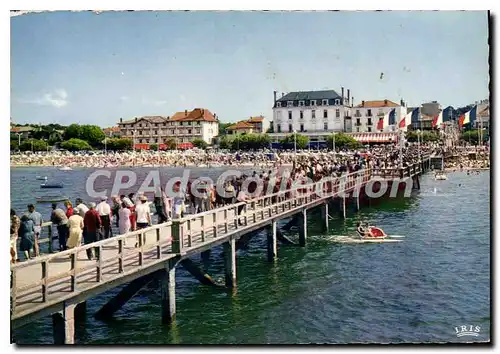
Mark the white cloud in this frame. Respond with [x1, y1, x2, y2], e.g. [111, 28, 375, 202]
[120, 96, 129, 102]
[141, 97, 167, 106]
[153, 100, 167, 106]
[21, 89, 68, 108]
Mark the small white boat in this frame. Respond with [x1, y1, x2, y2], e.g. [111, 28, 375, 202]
[59, 166, 73, 171]
[35, 176, 48, 180]
[435, 172, 448, 180]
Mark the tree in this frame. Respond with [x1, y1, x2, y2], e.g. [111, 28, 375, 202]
[164, 138, 177, 150]
[192, 138, 208, 149]
[80, 125, 105, 147]
[460, 130, 486, 145]
[64, 124, 82, 140]
[218, 122, 233, 135]
[19, 139, 48, 152]
[60, 138, 92, 151]
[150, 143, 159, 151]
[106, 138, 133, 151]
[219, 136, 232, 149]
[326, 133, 363, 150]
[406, 131, 440, 143]
[280, 134, 309, 150]
[10, 140, 18, 151]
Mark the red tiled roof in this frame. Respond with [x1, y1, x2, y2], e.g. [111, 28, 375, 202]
[10, 126, 34, 133]
[170, 108, 217, 122]
[227, 121, 255, 130]
[356, 100, 400, 108]
[248, 116, 264, 123]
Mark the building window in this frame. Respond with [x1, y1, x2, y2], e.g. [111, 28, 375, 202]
[277, 102, 281, 108]
[277, 111, 282, 120]
[356, 118, 361, 125]
[356, 127, 360, 132]
[277, 125, 281, 133]
[335, 99, 340, 105]
[323, 110, 328, 118]
[312, 110, 316, 119]
[288, 111, 292, 119]
[171, 130, 174, 134]
[367, 109, 372, 117]
[287, 101, 293, 107]
[355, 110, 361, 117]
[155, 138, 158, 143]
[367, 127, 372, 132]
[322, 99, 328, 106]
[299, 101, 305, 106]
[300, 124, 304, 132]
[188, 129, 192, 134]
[154, 130, 157, 135]
[311, 100, 316, 106]
[139, 131, 142, 135]
[324, 122, 328, 131]
[289, 124, 293, 132]
[300, 111, 304, 119]
[336, 109, 340, 118]
[368, 118, 372, 125]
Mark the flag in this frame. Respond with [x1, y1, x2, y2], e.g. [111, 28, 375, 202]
[399, 116, 406, 128]
[387, 108, 396, 125]
[432, 107, 452, 128]
[399, 108, 415, 129]
[377, 117, 384, 130]
[459, 106, 477, 128]
[410, 107, 420, 125]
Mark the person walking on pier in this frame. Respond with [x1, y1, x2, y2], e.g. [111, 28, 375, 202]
[18, 214, 35, 260]
[66, 210, 84, 249]
[50, 203, 69, 252]
[10, 209, 20, 264]
[136, 196, 151, 230]
[26, 204, 42, 257]
[97, 196, 113, 239]
[83, 202, 102, 260]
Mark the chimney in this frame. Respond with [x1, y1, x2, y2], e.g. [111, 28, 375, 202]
[347, 89, 350, 107]
[184, 109, 188, 116]
[120, 118, 123, 123]
[341, 87, 344, 105]
[362, 100, 365, 107]
[384, 99, 388, 105]
[281, 92, 284, 98]
[352, 96, 354, 107]
[273, 90, 277, 104]
[135, 117, 138, 122]
[400, 99, 404, 107]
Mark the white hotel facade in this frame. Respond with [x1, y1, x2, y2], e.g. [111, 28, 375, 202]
[270, 88, 354, 143]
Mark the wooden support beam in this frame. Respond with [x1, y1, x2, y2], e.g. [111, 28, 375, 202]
[180, 259, 220, 286]
[52, 303, 76, 344]
[223, 239, 236, 288]
[340, 196, 346, 219]
[298, 210, 307, 246]
[322, 203, 329, 231]
[267, 221, 277, 262]
[94, 271, 160, 320]
[200, 250, 211, 273]
[160, 263, 176, 325]
[276, 228, 296, 245]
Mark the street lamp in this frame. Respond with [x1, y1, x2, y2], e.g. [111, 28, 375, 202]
[417, 129, 421, 162]
[132, 130, 137, 152]
[16, 133, 22, 149]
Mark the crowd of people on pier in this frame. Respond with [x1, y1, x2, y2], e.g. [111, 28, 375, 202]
[10, 140, 489, 263]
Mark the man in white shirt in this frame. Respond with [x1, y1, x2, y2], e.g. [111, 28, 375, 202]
[96, 196, 113, 239]
[135, 196, 151, 230]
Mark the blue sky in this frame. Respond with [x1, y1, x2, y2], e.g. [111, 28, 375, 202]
[11, 11, 489, 126]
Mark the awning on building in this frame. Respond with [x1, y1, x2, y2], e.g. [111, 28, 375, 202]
[350, 132, 398, 143]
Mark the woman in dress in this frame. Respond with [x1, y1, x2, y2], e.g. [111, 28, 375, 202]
[66, 211, 84, 249]
[118, 203, 131, 246]
[18, 214, 35, 260]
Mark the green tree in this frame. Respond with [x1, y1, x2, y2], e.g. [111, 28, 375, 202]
[150, 143, 159, 151]
[60, 138, 92, 151]
[406, 131, 440, 142]
[106, 138, 133, 151]
[19, 139, 48, 152]
[218, 122, 233, 135]
[192, 138, 208, 149]
[219, 136, 232, 149]
[164, 138, 177, 150]
[280, 133, 309, 150]
[326, 133, 363, 150]
[460, 129, 486, 145]
[10, 140, 19, 151]
[81, 125, 105, 147]
[64, 124, 82, 140]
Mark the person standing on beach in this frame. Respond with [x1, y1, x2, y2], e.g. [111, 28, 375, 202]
[83, 202, 101, 260]
[50, 203, 69, 252]
[10, 209, 20, 263]
[97, 196, 113, 239]
[26, 204, 43, 257]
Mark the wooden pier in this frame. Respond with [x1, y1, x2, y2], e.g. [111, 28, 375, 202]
[11, 157, 431, 344]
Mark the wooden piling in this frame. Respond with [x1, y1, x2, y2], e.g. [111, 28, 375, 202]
[52, 303, 76, 344]
[298, 210, 307, 246]
[267, 220, 278, 261]
[323, 203, 329, 231]
[161, 262, 176, 325]
[223, 239, 236, 288]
